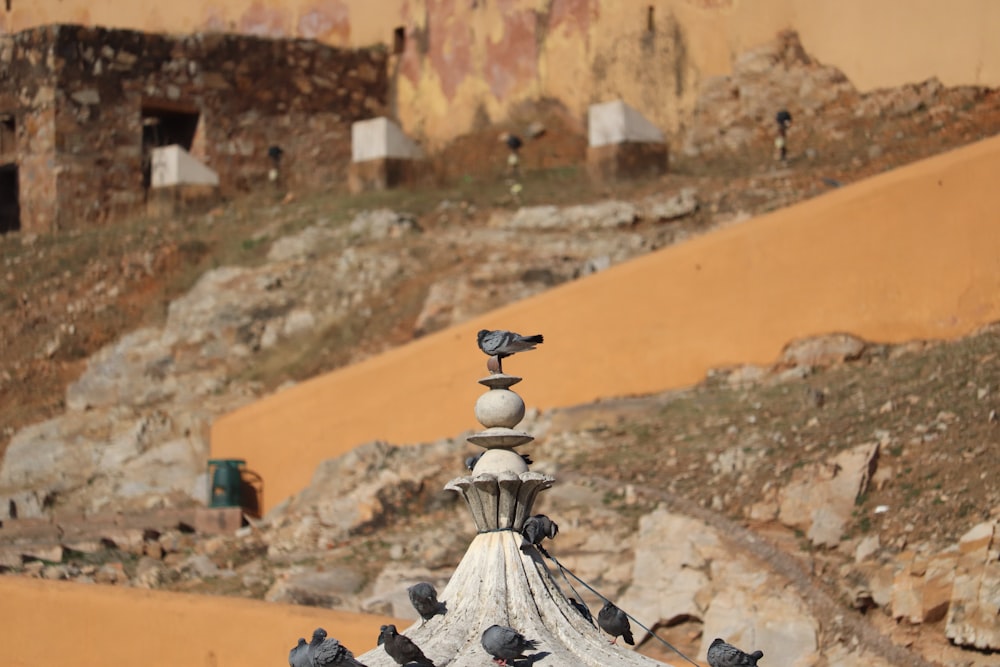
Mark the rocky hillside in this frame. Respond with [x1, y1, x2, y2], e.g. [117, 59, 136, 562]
[1, 31, 999, 667]
[2, 326, 997, 666]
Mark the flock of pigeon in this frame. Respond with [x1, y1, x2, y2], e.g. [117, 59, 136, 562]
[285, 330, 764, 666]
[287, 513, 763, 665]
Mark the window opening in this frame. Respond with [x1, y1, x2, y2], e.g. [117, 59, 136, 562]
[0, 164, 20, 233]
[393, 26, 406, 55]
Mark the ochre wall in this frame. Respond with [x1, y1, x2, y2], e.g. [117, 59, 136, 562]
[6, 1, 1000, 146]
[212, 134, 1000, 513]
[0, 576, 401, 667]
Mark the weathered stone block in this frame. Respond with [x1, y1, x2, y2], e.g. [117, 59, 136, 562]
[146, 184, 221, 218]
[586, 142, 668, 183]
[194, 507, 245, 535]
[151, 145, 219, 188]
[946, 521, 1000, 650]
[348, 157, 426, 193]
[588, 99, 665, 147]
[351, 117, 423, 161]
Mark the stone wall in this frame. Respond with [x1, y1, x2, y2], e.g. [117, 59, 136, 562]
[1, 24, 388, 233]
[0, 29, 58, 233]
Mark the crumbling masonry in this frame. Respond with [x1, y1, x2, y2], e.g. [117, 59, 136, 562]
[0, 24, 388, 234]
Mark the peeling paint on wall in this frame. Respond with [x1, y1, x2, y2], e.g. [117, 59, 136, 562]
[238, 1, 291, 38]
[298, 0, 350, 43]
[484, 5, 539, 100]
[549, 0, 597, 41]
[425, 0, 473, 101]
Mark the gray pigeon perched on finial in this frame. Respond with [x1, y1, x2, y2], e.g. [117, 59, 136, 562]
[477, 329, 543, 373]
[379, 624, 434, 666]
[521, 514, 559, 555]
[307, 628, 367, 666]
[289, 638, 309, 667]
[407, 582, 446, 621]
[481, 624, 539, 666]
[707, 637, 764, 667]
[597, 601, 635, 645]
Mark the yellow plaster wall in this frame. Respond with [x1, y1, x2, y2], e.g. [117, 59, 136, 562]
[212, 134, 1000, 513]
[6, 1, 1000, 145]
[0, 576, 402, 667]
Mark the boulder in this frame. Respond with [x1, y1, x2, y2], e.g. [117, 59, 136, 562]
[779, 333, 867, 369]
[777, 442, 879, 547]
[945, 521, 1000, 650]
[618, 508, 818, 667]
[265, 567, 366, 608]
[644, 188, 698, 222]
[892, 551, 957, 624]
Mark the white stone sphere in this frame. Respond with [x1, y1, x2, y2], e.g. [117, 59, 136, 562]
[474, 388, 525, 428]
[472, 448, 529, 475]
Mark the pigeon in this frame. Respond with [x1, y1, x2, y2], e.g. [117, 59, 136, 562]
[379, 624, 434, 666]
[568, 597, 594, 626]
[500, 133, 524, 152]
[407, 582, 446, 621]
[520, 514, 559, 555]
[465, 451, 533, 472]
[481, 624, 539, 666]
[707, 637, 764, 667]
[597, 601, 634, 645]
[476, 329, 543, 373]
[289, 638, 309, 667]
[307, 628, 367, 667]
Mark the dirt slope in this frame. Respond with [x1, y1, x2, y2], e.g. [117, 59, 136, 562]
[0, 576, 400, 667]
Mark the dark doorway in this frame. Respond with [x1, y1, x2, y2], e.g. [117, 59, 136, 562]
[393, 26, 406, 55]
[0, 164, 19, 233]
[141, 103, 200, 189]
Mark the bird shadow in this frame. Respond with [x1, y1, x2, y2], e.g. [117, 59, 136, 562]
[512, 651, 551, 665]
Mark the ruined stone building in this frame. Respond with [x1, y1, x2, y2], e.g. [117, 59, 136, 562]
[0, 24, 387, 233]
[3, 1, 998, 233]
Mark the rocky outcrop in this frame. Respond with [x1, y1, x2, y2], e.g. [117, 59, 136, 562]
[945, 522, 1000, 650]
[0, 212, 424, 517]
[0, 183, 710, 520]
[683, 31, 855, 157]
[776, 442, 880, 547]
[619, 509, 821, 667]
[1, 423, 996, 663]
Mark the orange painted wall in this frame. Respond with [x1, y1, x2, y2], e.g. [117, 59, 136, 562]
[6, 1, 1000, 145]
[0, 576, 401, 667]
[213, 134, 1000, 513]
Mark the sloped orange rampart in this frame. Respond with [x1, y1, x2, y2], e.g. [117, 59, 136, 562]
[213, 135, 1000, 512]
[0, 576, 399, 667]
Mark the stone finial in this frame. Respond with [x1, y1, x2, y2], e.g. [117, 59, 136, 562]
[447, 371, 553, 531]
[359, 365, 675, 666]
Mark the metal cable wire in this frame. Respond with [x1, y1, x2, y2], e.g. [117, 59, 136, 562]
[536, 546, 703, 667]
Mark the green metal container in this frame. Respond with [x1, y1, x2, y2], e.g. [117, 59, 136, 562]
[208, 459, 246, 508]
